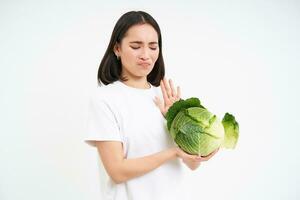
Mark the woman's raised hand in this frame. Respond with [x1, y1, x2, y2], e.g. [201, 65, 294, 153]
[154, 78, 181, 117]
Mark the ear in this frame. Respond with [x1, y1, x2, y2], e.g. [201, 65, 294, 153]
[113, 43, 120, 56]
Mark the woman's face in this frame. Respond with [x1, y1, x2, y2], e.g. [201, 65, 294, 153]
[114, 23, 159, 80]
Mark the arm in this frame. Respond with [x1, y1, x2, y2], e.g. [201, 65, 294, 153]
[154, 78, 199, 170]
[95, 141, 178, 184]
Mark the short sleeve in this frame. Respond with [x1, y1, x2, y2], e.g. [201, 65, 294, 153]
[84, 94, 122, 147]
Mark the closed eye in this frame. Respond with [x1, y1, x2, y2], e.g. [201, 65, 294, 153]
[130, 46, 158, 50]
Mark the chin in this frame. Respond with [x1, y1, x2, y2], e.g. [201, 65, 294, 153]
[136, 73, 151, 78]
[136, 70, 152, 77]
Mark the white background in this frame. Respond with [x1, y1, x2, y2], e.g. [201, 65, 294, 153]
[1, 0, 299, 199]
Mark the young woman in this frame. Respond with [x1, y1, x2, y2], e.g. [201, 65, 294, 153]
[85, 11, 218, 200]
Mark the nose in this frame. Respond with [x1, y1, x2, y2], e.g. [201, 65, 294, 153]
[139, 48, 150, 60]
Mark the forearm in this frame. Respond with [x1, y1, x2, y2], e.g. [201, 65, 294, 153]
[115, 148, 177, 183]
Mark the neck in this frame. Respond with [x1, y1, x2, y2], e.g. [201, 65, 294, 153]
[122, 77, 150, 89]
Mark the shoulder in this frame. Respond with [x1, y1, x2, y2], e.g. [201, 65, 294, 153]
[89, 82, 121, 103]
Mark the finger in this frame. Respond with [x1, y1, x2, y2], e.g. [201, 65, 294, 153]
[201, 157, 209, 161]
[176, 86, 181, 100]
[201, 155, 211, 161]
[160, 80, 169, 104]
[169, 79, 176, 97]
[201, 153, 212, 161]
[185, 159, 202, 164]
[187, 154, 202, 162]
[179, 148, 202, 160]
[163, 78, 172, 98]
[195, 154, 203, 160]
[194, 157, 202, 162]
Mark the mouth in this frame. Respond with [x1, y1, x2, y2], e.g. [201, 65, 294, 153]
[138, 63, 151, 68]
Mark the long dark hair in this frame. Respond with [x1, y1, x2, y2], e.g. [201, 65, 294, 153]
[97, 11, 165, 87]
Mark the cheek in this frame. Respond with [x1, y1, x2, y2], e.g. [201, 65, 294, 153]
[124, 50, 138, 62]
[152, 50, 159, 61]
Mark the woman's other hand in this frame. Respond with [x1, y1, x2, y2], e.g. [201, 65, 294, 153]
[154, 78, 181, 117]
[175, 147, 220, 170]
[174, 147, 202, 170]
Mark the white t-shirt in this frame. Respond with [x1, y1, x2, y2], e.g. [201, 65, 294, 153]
[84, 80, 185, 200]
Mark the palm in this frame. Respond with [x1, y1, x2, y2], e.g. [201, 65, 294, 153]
[154, 78, 181, 117]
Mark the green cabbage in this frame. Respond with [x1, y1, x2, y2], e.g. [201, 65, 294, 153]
[166, 97, 239, 156]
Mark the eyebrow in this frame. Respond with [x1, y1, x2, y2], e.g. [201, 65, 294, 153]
[129, 41, 158, 45]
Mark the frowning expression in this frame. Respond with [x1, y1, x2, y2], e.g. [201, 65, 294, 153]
[114, 23, 159, 80]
